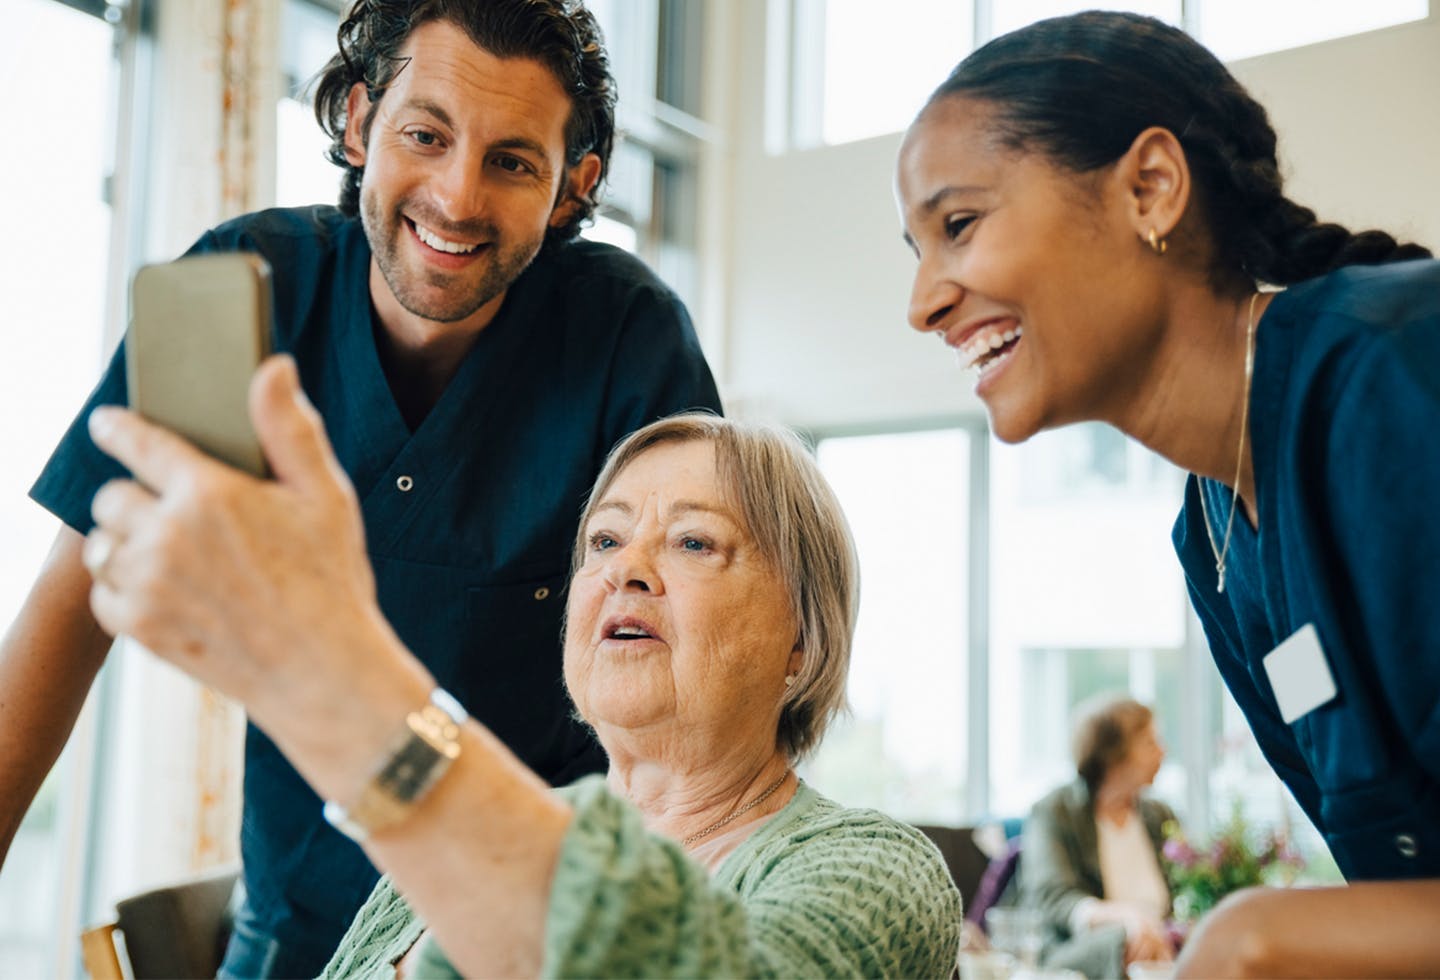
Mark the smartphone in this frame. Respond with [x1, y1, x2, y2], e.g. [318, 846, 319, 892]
[126, 253, 273, 478]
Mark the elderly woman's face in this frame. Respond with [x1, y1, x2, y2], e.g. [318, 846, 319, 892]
[1120, 720, 1166, 787]
[564, 440, 800, 747]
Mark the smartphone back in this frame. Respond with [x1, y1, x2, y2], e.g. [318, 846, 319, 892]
[126, 253, 273, 477]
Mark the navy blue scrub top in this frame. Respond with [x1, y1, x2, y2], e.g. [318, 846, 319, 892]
[32, 205, 723, 962]
[1174, 259, 1440, 882]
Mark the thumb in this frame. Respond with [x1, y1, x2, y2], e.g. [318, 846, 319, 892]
[249, 355, 349, 495]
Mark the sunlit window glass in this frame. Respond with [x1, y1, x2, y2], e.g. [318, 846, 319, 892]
[988, 425, 1190, 817]
[584, 214, 642, 253]
[574, 0, 704, 303]
[1197, 0, 1428, 62]
[990, 0, 1180, 37]
[276, 0, 342, 209]
[805, 429, 971, 825]
[817, 0, 971, 146]
[0, 0, 115, 973]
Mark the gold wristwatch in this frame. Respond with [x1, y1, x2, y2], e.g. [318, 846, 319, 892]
[322, 688, 467, 842]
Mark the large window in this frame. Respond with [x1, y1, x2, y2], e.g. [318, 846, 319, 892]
[276, 0, 342, 209]
[804, 428, 976, 824]
[586, 0, 710, 308]
[778, 0, 1430, 148]
[807, 422, 1339, 878]
[1197, 0, 1428, 60]
[788, 0, 973, 148]
[0, 1, 124, 974]
[988, 425, 1192, 818]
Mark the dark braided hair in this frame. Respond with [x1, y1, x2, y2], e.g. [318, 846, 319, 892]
[312, 0, 616, 246]
[926, 11, 1430, 287]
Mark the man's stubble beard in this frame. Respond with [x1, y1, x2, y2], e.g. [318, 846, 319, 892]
[362, 190, 544, 325]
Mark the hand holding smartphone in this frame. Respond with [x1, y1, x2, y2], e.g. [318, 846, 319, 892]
[125, 253, 273, 477]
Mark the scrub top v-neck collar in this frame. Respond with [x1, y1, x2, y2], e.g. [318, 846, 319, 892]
[1190, 290, 1298, 633]
[329, 227, 556, 556]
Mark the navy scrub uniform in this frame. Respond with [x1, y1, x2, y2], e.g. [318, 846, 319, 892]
[32, 205, 723, 976]
[1174, 259, 1440, 882]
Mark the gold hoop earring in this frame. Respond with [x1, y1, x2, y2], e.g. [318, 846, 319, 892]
[1147, 228, 1168, 256]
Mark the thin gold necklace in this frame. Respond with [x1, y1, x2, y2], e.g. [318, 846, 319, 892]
[681, 769, 792, 846]
[1197, 291, 1260, 594]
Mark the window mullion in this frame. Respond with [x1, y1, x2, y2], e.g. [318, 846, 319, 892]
[974, 0, 993, 45]
[966, 422, 991, 820]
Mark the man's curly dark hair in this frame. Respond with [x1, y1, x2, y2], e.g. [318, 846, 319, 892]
[312, 0, 617, 246]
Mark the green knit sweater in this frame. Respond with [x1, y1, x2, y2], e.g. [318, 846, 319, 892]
[320, 776, 960, 978]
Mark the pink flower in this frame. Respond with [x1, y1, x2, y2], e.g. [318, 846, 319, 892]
[1163, 838, 1198, 867]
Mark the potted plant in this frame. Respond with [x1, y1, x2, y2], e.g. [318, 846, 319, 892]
[1161, 803, 1304, 923]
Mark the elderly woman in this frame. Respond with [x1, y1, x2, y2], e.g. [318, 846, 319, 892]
[1021, 697, 1177, 980]
[81, 360, 960, 978]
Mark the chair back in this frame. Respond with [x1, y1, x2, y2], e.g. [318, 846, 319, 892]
[80, 865, 241, 979]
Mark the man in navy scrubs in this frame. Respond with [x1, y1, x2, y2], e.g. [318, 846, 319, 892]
[0, 1, 720, 975]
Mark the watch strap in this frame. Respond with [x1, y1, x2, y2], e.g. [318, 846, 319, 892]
[323, 687, 468, 842]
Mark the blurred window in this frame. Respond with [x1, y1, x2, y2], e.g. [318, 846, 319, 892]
[0, 1, 121, 975]
[779, 0, 1427, 148]
[988, 425, 1192, 817]
[583, 0, 709, 310]
[804, 428, 976, 825]
[1198, 0, 1427, 61]
[276, 0, 342, 209]
[805, 421, 1338, 877]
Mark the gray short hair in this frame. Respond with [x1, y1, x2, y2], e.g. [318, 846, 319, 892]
[571, 413, 857, 760]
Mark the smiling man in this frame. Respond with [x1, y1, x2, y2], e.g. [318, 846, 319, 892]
[0, 1, 720, 975]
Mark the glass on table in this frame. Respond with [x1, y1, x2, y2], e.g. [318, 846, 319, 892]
[985, 907, 1045, 968]
[1126, 960, 1175, 980]
[959, 950, 1017, 980]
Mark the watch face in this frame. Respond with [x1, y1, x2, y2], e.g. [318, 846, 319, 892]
[323, 689, 466, 841]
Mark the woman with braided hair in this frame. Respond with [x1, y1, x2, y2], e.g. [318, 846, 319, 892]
[897, 11, 1439, 977]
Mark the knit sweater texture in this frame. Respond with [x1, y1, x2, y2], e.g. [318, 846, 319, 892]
[320, 776, 960, 978]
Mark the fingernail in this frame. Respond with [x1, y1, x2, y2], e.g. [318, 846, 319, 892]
[283, 357, 310, 407]
[89, 407, 117, 441]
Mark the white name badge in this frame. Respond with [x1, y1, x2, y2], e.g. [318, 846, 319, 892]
[1263, 623, 1338, 724]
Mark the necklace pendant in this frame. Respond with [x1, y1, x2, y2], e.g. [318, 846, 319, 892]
[1216, 566, 1227, 594]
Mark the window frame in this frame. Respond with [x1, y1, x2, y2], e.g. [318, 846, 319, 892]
[804, 418, 1240, 837]
[802, 415, 993, 818]
[775, 0, 1433, 151]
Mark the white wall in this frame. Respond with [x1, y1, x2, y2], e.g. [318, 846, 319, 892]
[718, 5, 1440, 430]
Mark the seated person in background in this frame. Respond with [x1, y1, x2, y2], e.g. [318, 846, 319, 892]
[1021, 696, 1177, 980]
[81, 379, 961, 978]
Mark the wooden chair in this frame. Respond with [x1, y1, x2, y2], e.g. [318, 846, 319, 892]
[80, 865, 240, 979]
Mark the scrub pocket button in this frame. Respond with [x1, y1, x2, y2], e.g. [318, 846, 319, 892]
[1395, 833, 1418, 858]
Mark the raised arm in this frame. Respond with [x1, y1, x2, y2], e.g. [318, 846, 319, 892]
[83, 356, 572, 976]
[0, 526, 113, 864]
[1177, 880, 1440, 978]
[83, 357, 959, 978]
